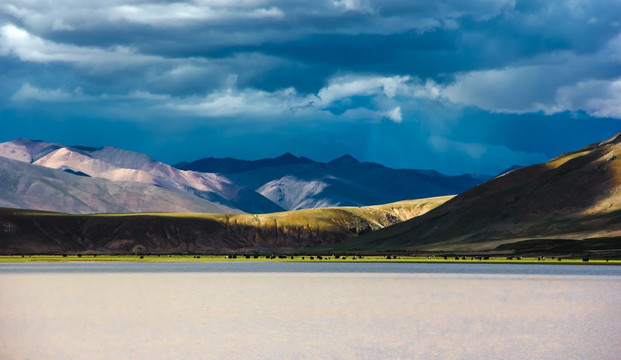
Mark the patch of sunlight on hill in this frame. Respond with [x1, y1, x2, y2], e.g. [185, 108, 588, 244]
[581, 148, 621, 216]
[547, 150, 590, 169]
[45, 196, 453, 239]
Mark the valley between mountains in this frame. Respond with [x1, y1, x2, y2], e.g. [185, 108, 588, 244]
[1, 134, 620, 256]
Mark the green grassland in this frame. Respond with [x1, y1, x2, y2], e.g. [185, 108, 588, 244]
[1, 254, 618, 265]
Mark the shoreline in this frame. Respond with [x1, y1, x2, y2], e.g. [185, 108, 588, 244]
[1, 255, 619, 265]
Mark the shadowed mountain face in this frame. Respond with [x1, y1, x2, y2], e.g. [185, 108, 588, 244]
[175, 153, 318, 174]
[0, 197, 451, 254]
[178, 153, 490, 210]
[342, 133, 621, 254]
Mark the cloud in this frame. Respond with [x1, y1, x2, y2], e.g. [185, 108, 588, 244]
[9, 83, 174, 104]
[5, 73, 416, 124]
[383, 106, 402, 123]
[0, 0, 514, 35]
[163, 86, 312, 117]
[107, 3, 284, 27]
[2, 0, 621, 176]
[437, 30, 621, 119]
[1, 1, 284, 32]
[317, 75, 411, 106]
[442, 65, 557, 114]
[161, 74, 438, 120]
[440, 64, 621, 119]
[332, 0, 374, 13]
[10, 83, 74, 102]
[550, 78, 621, 118]
[0, 24, 159, 68]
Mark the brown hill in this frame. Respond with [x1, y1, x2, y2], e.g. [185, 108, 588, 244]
[0, 197, 450, 254]
[340, 133, 621, 256]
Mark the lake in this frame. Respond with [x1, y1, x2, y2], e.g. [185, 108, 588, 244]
[1, 262, 620, 359]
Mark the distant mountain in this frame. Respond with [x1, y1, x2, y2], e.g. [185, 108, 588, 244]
[175, 152, 317, 173]
[0, 197, 451, 254]
[0, 156, 235, 214]
[0, 138, 490, 215]
[0, 139, 282, 214]
[178, 153, 491, 210]
[341, 133, 621, 255]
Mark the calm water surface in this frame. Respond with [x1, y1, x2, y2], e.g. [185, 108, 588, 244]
[1, 262, 620, 359]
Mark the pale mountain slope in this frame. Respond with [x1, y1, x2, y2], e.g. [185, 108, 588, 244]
[1, 139, 283, 214]
[257, 176, 336, 210]
[0, 138, 61, 162]
[0, 156, 236, 214]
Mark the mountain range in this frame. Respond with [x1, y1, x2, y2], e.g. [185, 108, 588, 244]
[0, 138, 489, 214]
[1, 133, 621, 256]
[0, 138, 280, 214]
[177, 153, 489, 210]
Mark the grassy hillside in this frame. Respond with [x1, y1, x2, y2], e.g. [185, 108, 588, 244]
[338, 133, 621, 256]
[0, 196, 451, 254]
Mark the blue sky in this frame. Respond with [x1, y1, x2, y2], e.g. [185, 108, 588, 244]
[1, 0, 620, 175]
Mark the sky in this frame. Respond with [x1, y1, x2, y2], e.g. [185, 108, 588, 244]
[1, 0, 620, 175]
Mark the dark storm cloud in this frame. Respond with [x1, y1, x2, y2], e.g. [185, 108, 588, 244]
[1, 0, 620, 174]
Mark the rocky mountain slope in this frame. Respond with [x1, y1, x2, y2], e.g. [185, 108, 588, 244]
[340, 133, 621, 255]
[0, 156, 236, 214]
[0, 139, 282, 214]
